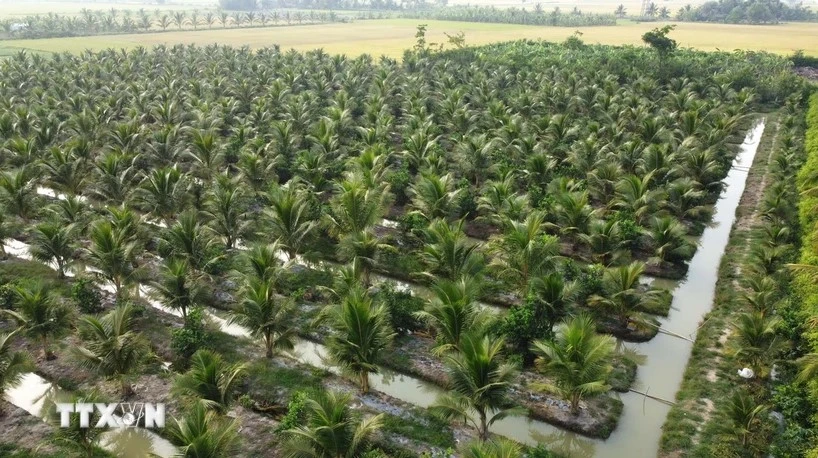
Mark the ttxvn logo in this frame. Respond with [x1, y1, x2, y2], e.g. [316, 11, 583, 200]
[56, 403, 165, 428]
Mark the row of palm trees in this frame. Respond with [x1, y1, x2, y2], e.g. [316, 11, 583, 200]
[401, 6, 618, 26]
[2, 8, 356, 40]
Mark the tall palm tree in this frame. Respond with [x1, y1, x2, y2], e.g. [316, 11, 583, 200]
[0, 330, 31, 413]
[321, 288, 394, 393]
[150, 257, 204, 319]
[168, 403, 239, 458]
[532, 314, 614, 414]
[282, 390, 384, 458]
[416, 277, 489, 354]
[241, 242, 285, 284]
[4, 283, 72, 359]
[173, 349, 247, 413]
[86, 220, 141, 298]
[29, 222, 76, 278]
[230, 277, 296, 358]
[266, 183, 317, 260]
[72, 303, 149, 396]
[432, 333, 521, 441]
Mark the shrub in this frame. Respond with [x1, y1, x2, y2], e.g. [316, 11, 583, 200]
[375, 283, 424, 333]
[0, 283, 16, 309]
[171, 307, 208, 365]
[275, 391, 309, 432]
[71, 278, 103, 313]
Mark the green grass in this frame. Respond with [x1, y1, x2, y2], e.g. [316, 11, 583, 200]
[243, 358, 326, 405]
[381, 409, 456, 449]
[0, 257, 72, 297]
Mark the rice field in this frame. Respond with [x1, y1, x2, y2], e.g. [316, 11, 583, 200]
[1, 18, 817, 58]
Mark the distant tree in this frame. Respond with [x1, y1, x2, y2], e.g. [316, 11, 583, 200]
[615, 4, 626, 18]
[642, 25, 677, 56]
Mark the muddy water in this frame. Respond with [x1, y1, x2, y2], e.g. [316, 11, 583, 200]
[17, 121, 765, 457]
[4, 373, 178, 457]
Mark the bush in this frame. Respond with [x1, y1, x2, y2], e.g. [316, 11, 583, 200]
[376, 282, 424, 333]
[387, 167, 412, 206]
[0, 283, 16, 309]
[274, 391, 309, 432]
[171, 307, 207, 365]
[71, 278, 103, 313]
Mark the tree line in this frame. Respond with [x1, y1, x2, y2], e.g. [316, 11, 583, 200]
[675, 0, 817, 24]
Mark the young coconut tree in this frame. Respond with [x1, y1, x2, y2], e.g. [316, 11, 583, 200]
[230, 277, 297, 358]
[431, 333, 522, 441]
[532, 314, 615, 415]
[173, 349, 247, 413]
[150, 257, 205, 319]
[168, 403, 239, 458]
[282, 390, 384, 458]
[4, 283, 72, 359]
[72, 304, 149, 397]
[321, 288, 394, 393]
[29, 222, 76, 278]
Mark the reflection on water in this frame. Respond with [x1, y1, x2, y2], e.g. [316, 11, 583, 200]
[101, 427, 178, 458]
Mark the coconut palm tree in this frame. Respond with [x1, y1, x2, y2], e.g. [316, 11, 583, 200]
[431, 333, 522, 441]
[589, 262, 659, 327]
[409, 172, 462, 221]
[729, 311, 786, 377]
[85, 220, 141, 298]
[168, 403, 239, 458]
[0, 330, 31, 413]
[725, 390, 769, 447]
[0, 167, 37, 221]
[644, 215, 695, 264]
[133, 166, 187, 227]
[162, 211, 220, 272]
[416, 277, 490, 354]
[336, 229, 383, 288]
[266, 183, 317, 261]
[203, 175, 249, 250]
[29, 222, 76, 278]
[230, 277, 296, 358]
[48, 391, 107, 457]
[490, 212, 559, 294]
[72, 303, 149, 397]
[462, 439, 522, 458]
[321, 288, 394, 393]
[532, 314, 614, 414]
[173, 349, 247, 413]
[325, 177, 387, 237]
[282, 390, 384, 458]
[4, 282, 72, 359]
[150, 257, 205, 319]
[477, 171, 528, 224]
[422, 218, 485, 281]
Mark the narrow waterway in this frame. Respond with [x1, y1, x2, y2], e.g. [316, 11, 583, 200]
[7, 121, 766, 457]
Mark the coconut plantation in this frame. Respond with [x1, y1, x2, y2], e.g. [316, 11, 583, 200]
[0, 13, 817, 458]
